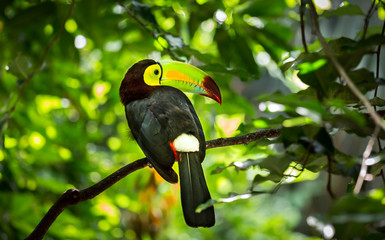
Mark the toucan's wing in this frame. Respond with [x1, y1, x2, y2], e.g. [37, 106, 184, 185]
[126, 98, 178, 183]
[125, 87, 204, 183]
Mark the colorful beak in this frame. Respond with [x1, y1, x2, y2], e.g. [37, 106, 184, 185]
[158, 61, 222, 104]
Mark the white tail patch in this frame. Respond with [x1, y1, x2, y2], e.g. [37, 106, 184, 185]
[173, 133, 199, 152]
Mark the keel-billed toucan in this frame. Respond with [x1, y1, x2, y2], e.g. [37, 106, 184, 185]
[119, 59, 221, 227]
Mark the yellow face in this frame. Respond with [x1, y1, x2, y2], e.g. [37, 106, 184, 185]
[143, 64, 162, 86]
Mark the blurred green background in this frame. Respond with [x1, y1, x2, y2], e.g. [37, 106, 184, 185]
[1, 0, 385, 239]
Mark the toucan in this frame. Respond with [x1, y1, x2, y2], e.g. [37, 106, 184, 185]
[119, 59, 221, 227]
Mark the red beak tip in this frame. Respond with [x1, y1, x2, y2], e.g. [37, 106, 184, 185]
[203, 75, 222, 105]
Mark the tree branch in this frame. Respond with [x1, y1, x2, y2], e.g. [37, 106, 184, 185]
[206, 128, 281, 149]
[25, 158, 149, 240]
[25, 128, 281, 240]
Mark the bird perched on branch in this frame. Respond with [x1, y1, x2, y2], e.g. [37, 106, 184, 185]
[119, 59, 221, 227]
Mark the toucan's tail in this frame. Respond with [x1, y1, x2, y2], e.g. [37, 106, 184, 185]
[178, 152, 215, 227]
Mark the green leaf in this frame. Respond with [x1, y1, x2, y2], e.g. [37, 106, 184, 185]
[233, 32, 260, 76]
[7, 55, 31, 81]
[239, 0, 287, 17]
[164, 34, 184, 49]
[322, 3, 364, 18]
[211, 164, 227, 174]
[211, 159, 260, 174]
[252, 115, 289, 129]
[258, 92, 330, 119]
[200, 63, 253, 79]
[243, 22, 292, 62]
[130, 1, 157, 26]
[258, 154, 292, 179]
[281, 126, 306, 148]
[348, 68, 377, 92]
[233, 159, 260, 171]
[297, 58, 327, 74]
[326, 192, 385, 239]
[197, 191, 269, 211]
[368, 97, 385, 107]
[215, 27, 259, 79]
[296, 53, 337, 95]
[328, 35, 385, 70]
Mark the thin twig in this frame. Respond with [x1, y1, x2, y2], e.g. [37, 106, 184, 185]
[7, 0, 76, 115]
[300, 0, 308, 53]
[353, 126, 380, 194]
[362, 0, 377, 40]
[25, 128, 281, 240]
[307, 1, 385, 132]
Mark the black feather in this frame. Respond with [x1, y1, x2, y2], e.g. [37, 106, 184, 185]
[178, 152, 215, 227]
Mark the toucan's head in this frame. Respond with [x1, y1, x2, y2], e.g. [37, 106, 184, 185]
[120, 59, 221, 105]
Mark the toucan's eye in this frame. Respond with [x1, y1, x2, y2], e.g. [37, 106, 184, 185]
[154, 69, 159, 75]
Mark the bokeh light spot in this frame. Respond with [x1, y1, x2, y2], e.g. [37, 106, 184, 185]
[74, 35, 87, 49]
[314, 0, 331, 10]
[65, 19, 78, 33]
[29, 132, 46, 150]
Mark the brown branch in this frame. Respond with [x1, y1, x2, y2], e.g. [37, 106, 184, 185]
[25, 158, 149, 240]
[7, 0, 75, 115]
[307, 1, 385, 132]
[206, 128, 281, 149]
[24, 128, 281, 240]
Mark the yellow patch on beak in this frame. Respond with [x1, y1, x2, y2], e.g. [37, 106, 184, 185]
[163, 70, 203, 88]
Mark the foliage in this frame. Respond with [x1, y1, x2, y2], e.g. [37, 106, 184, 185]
[1, 0, 385, 239]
